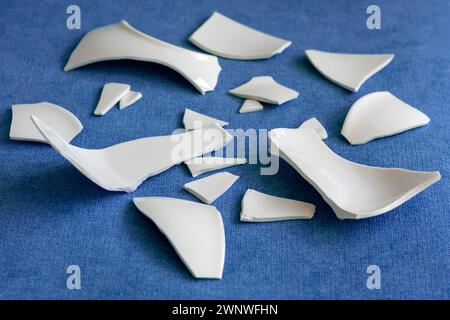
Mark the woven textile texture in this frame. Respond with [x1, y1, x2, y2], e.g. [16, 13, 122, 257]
[0, 0, 449, 299]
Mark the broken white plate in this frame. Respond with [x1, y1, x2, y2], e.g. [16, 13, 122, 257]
[189, 12, 291, 60]
[184, 172, 239, 204]
[31, 116, 232, 192]
[183, 108, 228, 130]
[229, 76, 299, 105]
[305, 49, 394, 92]
[133, 197, 225, 279]
[298, 117, 327, 140]
[239, 99, 264, 113]
[94, 83, 130, 115]
[269, 126, 440, 220]
[240, 189, 315, 222]
[10, 102, 83, 143]
[342, 91, 430, 145]
[64, 21, 221, 94]
[185, 156, 247, 177]
[119, 90, 143, 110]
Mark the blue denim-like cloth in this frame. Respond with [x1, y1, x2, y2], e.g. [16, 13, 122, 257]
[0, 0, 449, 299]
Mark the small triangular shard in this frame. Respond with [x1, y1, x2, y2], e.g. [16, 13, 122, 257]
[184, 172, 239, 204]
[119, 91, 143, 110]
[185, 157, 247, 177]
[239, 99, 264, 113]
[94, 83, 130, 115]
[183, 108, 228, 130]
[298, 118, 327, 140]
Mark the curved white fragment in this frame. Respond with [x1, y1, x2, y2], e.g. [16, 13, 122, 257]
[269, 127, 440, 220]
[240, 189, 315, 222]
[31, 116, 233, 193]
[305, 49, 394, 92]
[183, 108, 228, 130]
[64, 21, 221, 94]
[185, 156, 247, 177]
[133, 197, 225, 279]
[119, 91, 143, 110]
[94, 83, 130, 115]
[298, 117, 327, 140]
[342, 92, 430, 145]
[189, 12, 291, 60]
[184, 172, 239, 204]
[229, 76, 298, 105]
[239, 99, 264, 113]
[10, 102, 83, 144]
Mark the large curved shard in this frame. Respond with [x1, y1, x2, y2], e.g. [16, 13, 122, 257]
[305, 49, 394, 92]
[10, 102, 83, 144]
[342, 91, 430, 145]
[31, 116, 232, 193]
[269, 126, 440, 220]
[133, 197, 225, 279]
[64, 21, 221, 94]
[189, 12, 291, 60]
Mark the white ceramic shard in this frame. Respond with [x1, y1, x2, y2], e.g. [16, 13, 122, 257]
[189, 12, 291, 60]
[185, 156, 247, 177]
[298, 117, 327, 140]
[183, 108, 228, 130]
[94, 83, 130, 115]
[239, 99, 264, 113]
[133, 197, 225, 279]
[10, 102, 83, 144]
[64, 21, 221, 94]
[240, 189, 315, 222]
[31, 116, 232, 193]
[229, 76, 298, 105]
[305, 49, 394, 92]
[268, 127, 440, 220]
[119, 90, 143, 110]
[184, 172, 239, 204]
[342, 92, 430, 145]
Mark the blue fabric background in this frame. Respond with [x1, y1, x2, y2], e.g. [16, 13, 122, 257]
[0, 0, 449, 299]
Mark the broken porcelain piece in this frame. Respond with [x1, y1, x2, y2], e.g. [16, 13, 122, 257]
[119, 90, 143, 110]
[229, 76, 298, 105]
[184, 172, 239, 204]
[185, 156, 247, 177]
[268, 126, 440, 220]
[183, 108, 228, 130]
[31, 116, 232, 192]
[239, 99, 264, 113]
[189, 12, 291, 60]
[10, 102, 83, 144]
[342, 91, 430, 145]
[298, 117, 327, 140]
[64, 21, 221, 94]
[94, 83, 130, 115]
[240, 189, 315, 222]
[305, 49, 394, 92]
[133, 197, 225, 279]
